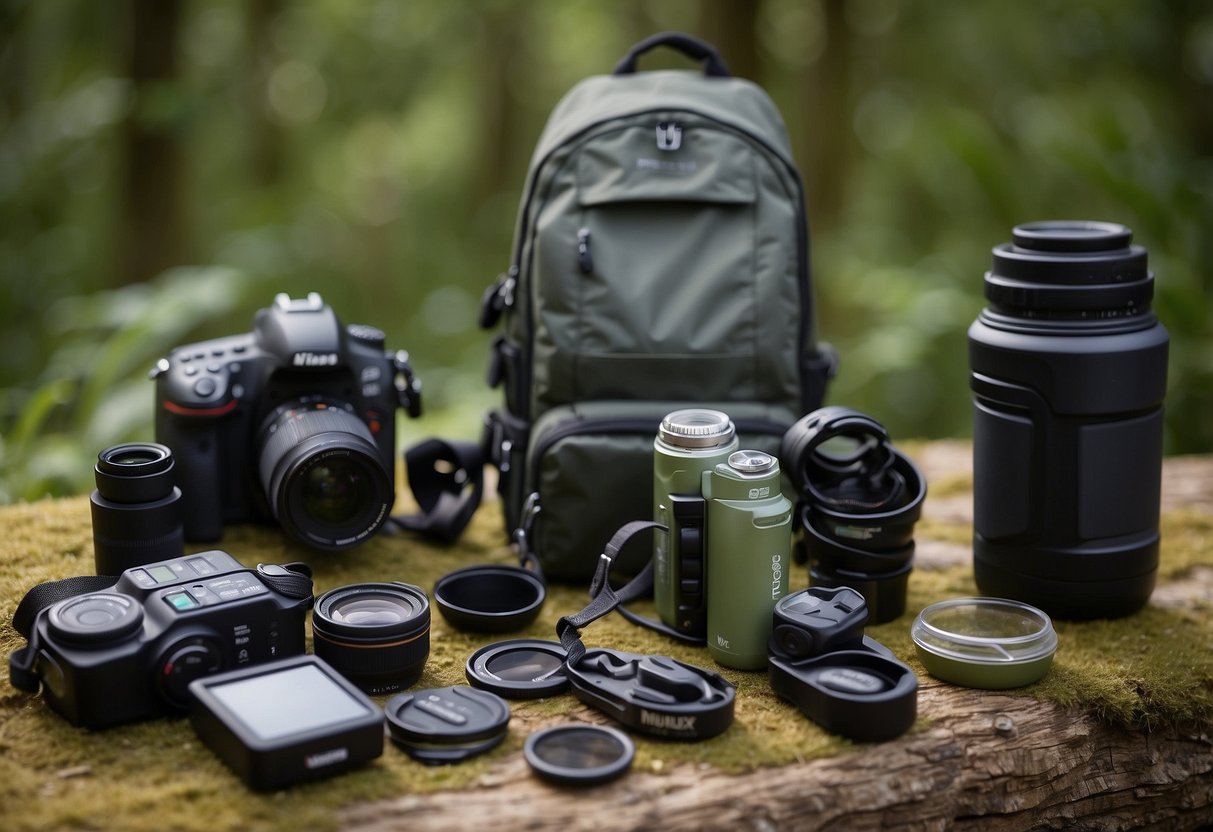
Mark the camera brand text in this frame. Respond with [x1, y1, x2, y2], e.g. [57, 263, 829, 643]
[293, 351, 339, 367]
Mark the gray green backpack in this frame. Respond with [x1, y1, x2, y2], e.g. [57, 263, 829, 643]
[477, 33, 836, 581]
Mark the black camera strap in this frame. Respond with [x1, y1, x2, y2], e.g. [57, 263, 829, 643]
[557, 521, 684, 664]
[389, 438, 485, 544]
[555, 521, 737, 742]
[9, 574, 124, 694]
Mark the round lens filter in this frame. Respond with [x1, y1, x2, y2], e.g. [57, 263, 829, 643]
[465, 639, 569, 699]
[385, 685, 510, 764]
[524, 724, 634, 786]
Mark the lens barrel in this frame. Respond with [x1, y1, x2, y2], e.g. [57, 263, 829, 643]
[90, 443, 184, 575]
[969, 221, 1168, 619]
[312, 582, 430, 694]
[258, 399, 393, 550]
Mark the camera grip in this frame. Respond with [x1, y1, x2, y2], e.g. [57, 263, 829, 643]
[163, 421, 225, 542]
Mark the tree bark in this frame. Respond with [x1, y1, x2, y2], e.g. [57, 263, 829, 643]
[339, 686, 1213, 831]
[117, 0, 185, 284]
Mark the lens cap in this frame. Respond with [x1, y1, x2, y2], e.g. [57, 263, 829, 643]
[524, 724, 634, 786]
[385, 685, 510, 764]
[465, 639, 569, 699]
[434, 565, 545, 633]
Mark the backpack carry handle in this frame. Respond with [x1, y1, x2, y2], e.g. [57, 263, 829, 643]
[612, 32, 731, 78]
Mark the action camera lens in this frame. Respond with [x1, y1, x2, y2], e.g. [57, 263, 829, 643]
[312, 582, 430, 694]
[258, 399, 393, 550]
[90, 442, 184, 575]
[48, 593, 144, 645]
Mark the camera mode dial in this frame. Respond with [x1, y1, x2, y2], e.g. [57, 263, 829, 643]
[155, 636, 223, 708]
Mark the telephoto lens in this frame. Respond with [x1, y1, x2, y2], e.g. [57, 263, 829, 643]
[90, 443, 184, 575]
[781, 408, 926, 623]
[969, 221, 1169, 619]
[311, 583, 430, 694]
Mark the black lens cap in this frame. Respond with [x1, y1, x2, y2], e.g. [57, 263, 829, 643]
[524, 724, 634, 786]
[385, 685, 510, 764]
[465, 639, 569, 699]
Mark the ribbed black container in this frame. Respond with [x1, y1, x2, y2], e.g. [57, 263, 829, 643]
[968, 221, 1169, 619]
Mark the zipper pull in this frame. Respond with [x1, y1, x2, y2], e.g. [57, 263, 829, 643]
[577, 228, 593, 274]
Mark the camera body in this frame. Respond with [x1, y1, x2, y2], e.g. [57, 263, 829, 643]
[154, 293, 420, 550]
[968, 222, 1168, 619]
[21, 550, 311, 729]
[653, 410, 792, 671]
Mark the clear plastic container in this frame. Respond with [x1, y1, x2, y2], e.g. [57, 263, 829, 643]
[911, 597, 1057, 689]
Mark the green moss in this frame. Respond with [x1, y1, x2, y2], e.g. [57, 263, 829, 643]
[1, 495, 1212, 830]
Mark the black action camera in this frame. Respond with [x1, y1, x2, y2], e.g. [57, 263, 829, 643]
[153, 293, 421, 550]
[10, 550, 312, 730]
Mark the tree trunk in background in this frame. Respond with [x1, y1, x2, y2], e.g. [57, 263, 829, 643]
[701, 0, 759, 80]
[473, 3, 526, 204]
[247, 0, 284, 187]
[797, 0, 850, 233]
[117, 0, 185, 284]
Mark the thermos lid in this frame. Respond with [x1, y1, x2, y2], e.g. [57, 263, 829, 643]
[911, 597, 1057, 689]
[727, 449, 776, 474]
[658, 409, 736, 449]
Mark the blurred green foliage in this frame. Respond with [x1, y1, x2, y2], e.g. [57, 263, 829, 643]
[1, 0, 1210, 503]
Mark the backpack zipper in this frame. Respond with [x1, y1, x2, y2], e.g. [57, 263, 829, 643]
[576, 227, 593, 274]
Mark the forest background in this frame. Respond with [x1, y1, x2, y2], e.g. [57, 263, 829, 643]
[1, 0, 1210, 502]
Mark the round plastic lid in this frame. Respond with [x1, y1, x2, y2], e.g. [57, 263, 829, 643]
[385, 685, 510, 764]
[524, 724, 634, 786]
[465, 639, 569, 699]
[911, 597, 1058, 689]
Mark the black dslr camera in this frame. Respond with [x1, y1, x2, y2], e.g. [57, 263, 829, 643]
[153, 293, 421, 550]
[8, 550, 312, 729]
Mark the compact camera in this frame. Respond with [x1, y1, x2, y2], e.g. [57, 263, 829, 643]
[9, 550, 312, 730]
[652, 409, 793, 670]
[153, 293, 421, 550]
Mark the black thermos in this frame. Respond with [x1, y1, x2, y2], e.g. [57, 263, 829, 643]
[968, 221, 1169, 619]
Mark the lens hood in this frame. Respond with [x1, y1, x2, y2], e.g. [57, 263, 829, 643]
[434, 565, 545, 633]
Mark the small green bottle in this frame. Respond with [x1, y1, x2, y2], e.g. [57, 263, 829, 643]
[703, 450, 793, 670]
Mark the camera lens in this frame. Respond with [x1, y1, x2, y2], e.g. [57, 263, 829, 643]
[47, 593, 144, 645]
[90, 442, 184, 575]
[258, 399, 393, 550]
[312, 582, 430, 694]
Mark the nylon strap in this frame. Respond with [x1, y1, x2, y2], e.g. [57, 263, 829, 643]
[556, 520, 666, 666]
[389, 438, 485, 543]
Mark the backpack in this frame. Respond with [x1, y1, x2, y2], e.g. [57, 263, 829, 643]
[477, 33, 836, 581]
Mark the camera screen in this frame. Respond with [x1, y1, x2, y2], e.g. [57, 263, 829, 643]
[207, 663, 373, 741]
